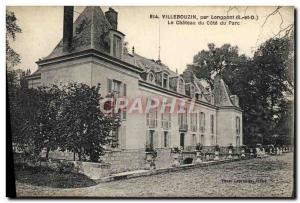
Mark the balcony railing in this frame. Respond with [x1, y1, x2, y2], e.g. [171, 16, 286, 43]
[179, 123, 188, 131]
[162, 120, 170, 129]
[147, 119, 157, 128]
[191, 125, 197, 132]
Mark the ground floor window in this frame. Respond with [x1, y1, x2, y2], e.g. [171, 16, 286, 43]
[211, 135, 215, 145]
[162, 131, 170, 148]
[236, 136, 240, 147]
[111, 127, 119, 148]
[192, 134, 196, 146]
[180, 133, 185, 148]
[146, 130, 157, 149]
[200, 134, 205, 145]
[120, 125, 126, 149]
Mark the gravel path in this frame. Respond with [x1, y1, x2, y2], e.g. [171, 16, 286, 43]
[16, 152, 294, 198]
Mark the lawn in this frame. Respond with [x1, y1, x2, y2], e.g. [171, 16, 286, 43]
[15, 164, 97, 189]
[15, 152, 294, 198]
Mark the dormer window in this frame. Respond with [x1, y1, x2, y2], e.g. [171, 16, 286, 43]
[147, 72, 155, 83]
[162, 73, 169, 89]
[113, 35, 122, 58]
[178, 78, 185, 94]
[109, 30, 125, 59]
[190, 85, 195, 98]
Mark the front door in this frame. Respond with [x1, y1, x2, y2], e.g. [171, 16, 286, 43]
[180, 133, 185, 149]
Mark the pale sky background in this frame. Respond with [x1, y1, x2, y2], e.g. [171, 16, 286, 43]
[7, 6, 294, 74]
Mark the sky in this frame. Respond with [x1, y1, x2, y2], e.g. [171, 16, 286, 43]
[7, 6, 294, 74]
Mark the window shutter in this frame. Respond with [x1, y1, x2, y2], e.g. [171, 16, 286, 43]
[107, 78, 112, 93]
[161, 132, 164, 148]
[123, 83, 127, 97]
[168, 132, 171, 147]
[153, 131, 158, 148]
[203, 113, 206, 132]
[121, 125, 126, 149]
[146, 130, 150, 146]
[123, 110, 126, 120]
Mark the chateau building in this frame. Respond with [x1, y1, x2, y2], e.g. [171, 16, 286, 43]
[27, 6, 243, 171]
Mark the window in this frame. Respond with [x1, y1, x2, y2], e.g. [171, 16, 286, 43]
[112, 80, 121, 93]
[210, 115, 214, 134]
[111, 127, 119, 148]
[107, 79, 126, 97]
[148, 73, 154, 82]
[236, 116, 241, 135]
[211, 135, 214, 145]
[120, 125, 126, 149]
[192, 134, 196, 146]
[190, 113, 197, 132]
[236, 136, 240, 147]
[178, 106, 188, 131]
[113, 35, 122, 58]
[146, 130, 155, 148]
[190, 85, 195, 98]
[146, 99, 158, 128]
[107, 79, 121, 94]
[200, 134, 205, 145]
[122, 109, 126, 120]
[163, 131, 169, 148]
[161, 106, 171, 129]
[199, 112, 205, 133]
[123, 84, 127, 97]
[162, 73, 168, 88]
[178, 79, 184, 94]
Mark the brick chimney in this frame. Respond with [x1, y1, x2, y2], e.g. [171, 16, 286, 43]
[105, 7, 118, 30]
[63, 6, 74, 52]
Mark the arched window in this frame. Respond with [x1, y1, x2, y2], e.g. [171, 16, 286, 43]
[147, 72, 155, 83]
[162, 73, 169, 88]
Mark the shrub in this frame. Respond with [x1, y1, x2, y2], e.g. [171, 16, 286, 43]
[196, 143, 203, 151]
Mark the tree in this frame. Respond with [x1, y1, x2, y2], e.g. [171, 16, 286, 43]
[6, 10, 22, 70]
[10, 86, 42, 156]
[60, 83, 118, 161]
[34, 85, 63, 158]
[188, 36, 293, 146]
[189, 43, 248, 89]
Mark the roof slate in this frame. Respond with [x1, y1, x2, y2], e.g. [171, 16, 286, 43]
[44, 6, 112, 60]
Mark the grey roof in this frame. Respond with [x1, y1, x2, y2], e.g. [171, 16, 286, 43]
[44, 6, 112, 60]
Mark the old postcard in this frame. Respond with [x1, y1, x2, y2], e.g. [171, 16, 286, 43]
[6, 6, 295, 198]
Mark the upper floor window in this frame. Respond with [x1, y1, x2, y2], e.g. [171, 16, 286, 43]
[147, 72, 155, 83]
[199, 112, 205, 133]
[163, 131, 170, 148]
[162, 73, 168, 88]
[236, 116, 241, 135]
[113, 35, 122, 58]
[107, 79, 126, 97]
[178, 105, 188, 130]
[210, 114, 214, 134]
[190, 85, 195, 98]
[178, 78, 185, 94]
[190, 113, 197, 132]
[112, 80, 121, 93]
[161, 106, 171, 129]
[146, 99, 158, 128]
